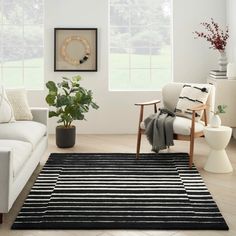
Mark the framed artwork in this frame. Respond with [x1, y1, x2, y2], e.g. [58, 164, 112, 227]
[54, 28, 97, 72]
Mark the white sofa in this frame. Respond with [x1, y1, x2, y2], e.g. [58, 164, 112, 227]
[0, 107, 48, 223]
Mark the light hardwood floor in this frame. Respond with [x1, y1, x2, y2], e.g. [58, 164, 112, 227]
[0, 134, 236, 236]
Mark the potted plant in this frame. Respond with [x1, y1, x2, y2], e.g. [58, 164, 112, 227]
[210, 104, 227, 128]
[45, 75, 99, 148]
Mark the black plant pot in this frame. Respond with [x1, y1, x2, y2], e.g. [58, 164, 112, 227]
[56, 126, 76, 148]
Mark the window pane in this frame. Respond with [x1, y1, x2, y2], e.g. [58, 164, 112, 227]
[24, 25, 43, 46]
[151, 68, 171, 88]
[2, 68, 23, 87]
[150, 1, 171, 23]
[129, 0, 161, 4]
[130, 49, 150, 68]
[0, 28, 2, 44]
[2, 0, 23, 25]
[130, 6, 150, 26]
[24, 47, 43, 67]
[24, 67, 43, 89]
[0, 5, 2, 24]
[130, 69, 150, 90]
[0, 0, 43, 89]
[110, 0, 171, 91]
[2, 47, 23, 67]
[130, 27, 151, 47]
[2, 26, 23, 47]
[110, 27, 130, 48]
[111, 0, 129, 4]
[0, 47, 2, 63]
[24, 0, 43, 24]
[129, 0, 169, 7]
[110, 5, 129, 26]
[110, 48, 129, 68]
[151, 47, 171, 68]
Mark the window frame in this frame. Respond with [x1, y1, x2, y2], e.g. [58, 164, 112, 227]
[0, 0, 44, 91]
[108, 0, 173, 92]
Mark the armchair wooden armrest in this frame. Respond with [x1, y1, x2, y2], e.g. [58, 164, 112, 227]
[135, 100, 160, 119]
[188, 104, 208, 126]
[135, 99, 161, 134]
[135, 100, 160, 106]
[187, 104, 208, 112]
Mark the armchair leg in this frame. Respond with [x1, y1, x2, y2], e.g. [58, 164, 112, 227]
[0, 213, 3, 224]
[136, 129, 142, 159]
[189, 135, 195, 169]
[189, 111, 196, 169]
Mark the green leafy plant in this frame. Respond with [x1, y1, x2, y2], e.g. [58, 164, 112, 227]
[45, 75, 99, 128]
[212, 104, 227, 115]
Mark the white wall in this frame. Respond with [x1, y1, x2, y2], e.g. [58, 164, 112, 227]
[173, 0, 226, 83]
[227, 0, 236, 61]
[227, 0, 236, 138]
[27, 0, 226, 134]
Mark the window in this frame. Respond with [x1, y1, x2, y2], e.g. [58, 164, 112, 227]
[0, 0, 44, 89]
[109, 0, 172, 91]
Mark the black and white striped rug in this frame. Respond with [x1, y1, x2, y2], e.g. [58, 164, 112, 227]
[12, 153, 228, 230]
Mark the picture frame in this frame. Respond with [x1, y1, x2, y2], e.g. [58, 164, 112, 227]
[54, 28, 97, 72]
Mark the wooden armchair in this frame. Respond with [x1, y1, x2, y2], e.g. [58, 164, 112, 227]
[135, 82, 215, 168]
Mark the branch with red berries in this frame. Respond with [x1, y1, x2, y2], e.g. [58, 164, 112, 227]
[193, 18, 229, 51]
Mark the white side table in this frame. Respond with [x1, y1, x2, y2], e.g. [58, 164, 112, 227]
[203, 126, 233, 173]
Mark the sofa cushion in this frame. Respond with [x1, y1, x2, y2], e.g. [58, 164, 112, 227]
[6, 88, 33, 120]
[0, 140, 32, 177]
[0, 121, 46, 148]
[0, 86, 15, 123]
[140, 116, 205, 136]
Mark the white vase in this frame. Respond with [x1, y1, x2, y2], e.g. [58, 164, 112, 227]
[210, 115, 221, 128]
[218, 50, 227, 71]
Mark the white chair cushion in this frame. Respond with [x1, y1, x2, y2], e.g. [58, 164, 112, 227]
[141, 116, 205, 136]
[0, 121, 46, 148]
[0, 86, 15, 123]
[0, 139, 32, 177]
[173, 116, 205, 135]
[6, 88, 33, 120]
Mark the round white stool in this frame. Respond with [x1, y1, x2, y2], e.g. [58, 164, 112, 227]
[203, 126, 233, 173]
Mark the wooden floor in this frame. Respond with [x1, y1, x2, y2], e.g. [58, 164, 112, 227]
[0, 134, 236, 236]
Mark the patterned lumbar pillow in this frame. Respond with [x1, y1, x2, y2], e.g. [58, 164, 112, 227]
[0, 86, 15, 123]
[6, 88, 33, 120]
[175, 84, 211, 121]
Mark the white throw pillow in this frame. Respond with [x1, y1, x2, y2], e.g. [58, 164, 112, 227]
[6, 88, 33, 120]
[0, 86, 15, 123]
[175, 84, 211, 121]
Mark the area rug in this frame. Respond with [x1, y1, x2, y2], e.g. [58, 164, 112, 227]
[12, 153, 228, 230]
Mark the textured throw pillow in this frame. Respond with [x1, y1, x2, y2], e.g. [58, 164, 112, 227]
[0, 86, 15, 123]
[175, 84, 211, 121]
[6, 88, 33, 120]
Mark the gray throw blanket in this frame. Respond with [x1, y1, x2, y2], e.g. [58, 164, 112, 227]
[144, 108, 176, 153]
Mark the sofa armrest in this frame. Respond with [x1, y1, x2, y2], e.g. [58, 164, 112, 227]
[30, 107, 48, 127]
[0, 148, 13, 213]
